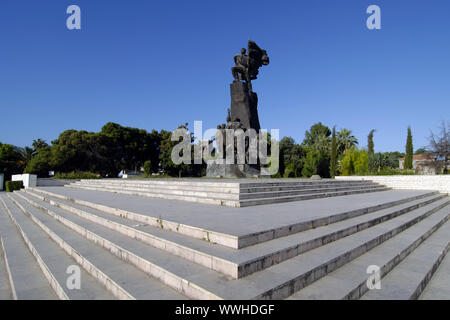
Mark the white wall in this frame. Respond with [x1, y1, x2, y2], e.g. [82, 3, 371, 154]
[336, 175, 450, 194]
[12, 174, 37, 189]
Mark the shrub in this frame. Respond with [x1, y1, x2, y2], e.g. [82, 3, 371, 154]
[5, 180, 23, 192]
[283, 163, 297, 178]
[271, 172, 282, 178]
[370, 168, 416, 176]
[53, 171, 99, 179]
[143, 160, 152, 175]
[341, 149, 369, 176]
[302, 149, 330, 178]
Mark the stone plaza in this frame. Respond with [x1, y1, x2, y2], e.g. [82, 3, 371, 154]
[0, 176, 449, 300]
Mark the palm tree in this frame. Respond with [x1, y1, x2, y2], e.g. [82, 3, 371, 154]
[32, 139, 49, 156]
[312, 134, 331, 153]
[337, 128, 358, 154]
[17, 146, 34, 164]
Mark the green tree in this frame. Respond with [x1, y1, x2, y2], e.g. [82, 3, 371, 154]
[404, 126, 413, 170]
[354, 150, 369, 175]
[303, 122, 331, 147]
[336, 128, 358, 154]
[24, 146, 53, 177]
[341, 148, 369, 176]
[32, 139, 49, 154]
[159, 124, 194, 177]
[0, 142, 25, 182]
[414, 148, 427, 155]
[18, 146, 34, 165]
[372, 152, 399, 171]
[100, 122, 161, 174]
[301, 123, 331, 178]
[330, 126, 337, 178]
[51, 130, 109, 174]
[279, 137, 304, 177]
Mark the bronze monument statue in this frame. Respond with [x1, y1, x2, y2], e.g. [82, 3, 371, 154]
[206, 40, 270, 178]
[229, 40, 269, 133]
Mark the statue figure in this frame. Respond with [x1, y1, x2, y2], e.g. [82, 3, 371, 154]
[231, 40, 270, 92]
[232, 48, 251, 84]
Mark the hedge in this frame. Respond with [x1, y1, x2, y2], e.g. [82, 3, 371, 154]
[5, 181, 23, 192]
[53, 171, 99, 179]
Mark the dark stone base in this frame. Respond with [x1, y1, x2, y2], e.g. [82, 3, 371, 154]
[206, 163, 263, 178]
[230, 81, 260, 131]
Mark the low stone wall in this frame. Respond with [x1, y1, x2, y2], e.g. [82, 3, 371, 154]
[335, 175, 450, 194]
[37, 179, 75, 187]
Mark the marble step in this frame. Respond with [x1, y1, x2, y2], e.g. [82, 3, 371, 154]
[67, 184, 236, 206]
[0, 195, 59, 300]
[209, 199, 449, 299]
[238, 187, 390, 207]
[361, 220, 450, 300]
[8, 192, 449, 300]
[1, 194, 117, 300]
[20, 189, 447, 279]
[68, 182, 384, 201]
[71, 179, 380, 194]
[69, 181, 382, 201]
[239, 182, 381, 193]
[74, 178, 379, 188]
[6, 193, 187, 300]
[286, 202, 450, 300]
[419, 246, 450, 300]
[8, 193, 221, 300]
[67, 182, 390, 207]
[27, 187, 438, 249]
[71, 181, 241, 194]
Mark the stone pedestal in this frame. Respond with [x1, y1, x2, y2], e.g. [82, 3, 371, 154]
[206, 81, 268, 178]
[206, 163, 261, 178]
[230, 81, 260, 131]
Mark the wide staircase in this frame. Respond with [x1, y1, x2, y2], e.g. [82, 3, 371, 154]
[0, 185, 448, 300]
[66, 179, 390, 207]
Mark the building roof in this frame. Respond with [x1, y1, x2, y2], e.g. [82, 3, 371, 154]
[399, 154, 432, 161]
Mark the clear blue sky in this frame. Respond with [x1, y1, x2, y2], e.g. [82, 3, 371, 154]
[0, 0, 449, 152]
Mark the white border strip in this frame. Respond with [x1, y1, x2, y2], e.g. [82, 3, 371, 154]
[0, 196, 69, 300]
[0, 235, 17, 300]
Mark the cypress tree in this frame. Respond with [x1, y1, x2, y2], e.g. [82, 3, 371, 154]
[405, 126, 414, 170]
[330, 126, 337, 178]
[368, 129, 375, 173]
